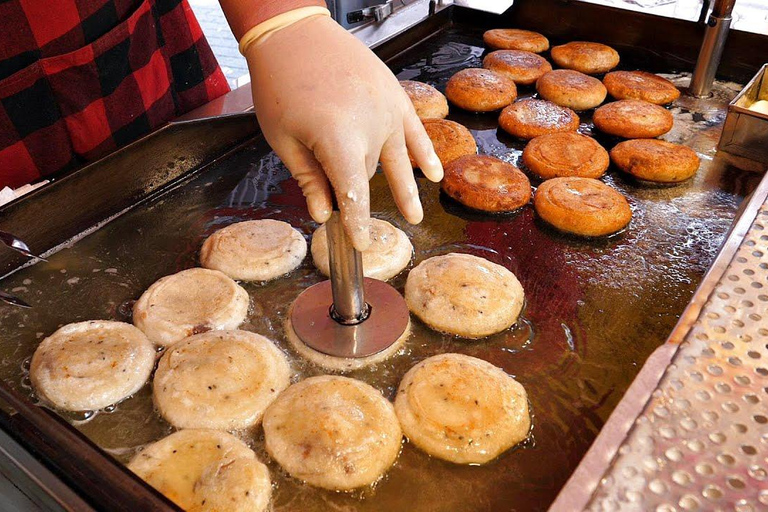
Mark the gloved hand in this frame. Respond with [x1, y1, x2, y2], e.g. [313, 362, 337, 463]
[243, 14, 443, 251]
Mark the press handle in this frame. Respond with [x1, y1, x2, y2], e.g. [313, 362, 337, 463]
[326, 211, 369, 325]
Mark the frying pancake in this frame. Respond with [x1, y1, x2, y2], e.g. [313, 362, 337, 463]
[153, 330, 291, 430]
[412, 119, 477, 168]
[133, 268, 250, 347]
[603, 71, 680, 105]
[482, 50, 552, 85]
[610, 139, 700, 183]
[400, 80, 449, 120]
[483, 28, 549, 53]
[263, 376, 402, 490]
[30, 321, 154, 411]
[534, 177, 631, 237]
[536, 70, 607, 111]
[550, 41, 620, 74]
[522, 132, 609, 179]
[445, 68, 517, 112]
[128, 429, 271, 512]
[498, 99, 580, 140]
[593, 99, 673, 138]
[395, 353, 530, 464]
[311, 218, 412, 281]
[405, 253, 525, 339]
[284, 311, 410, 372]
[200, 219, 306, 281]
[441, 155, 531, 213]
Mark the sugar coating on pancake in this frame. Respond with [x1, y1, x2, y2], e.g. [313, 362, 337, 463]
[483, 29, 549, 53]
[128, 429, 271, 512]
[534, 177, 631, 237]
[284, 311, 409, 372]
[441, 155, 531, 213]
[482, 50, 552, 85]
[400, 80, 449, 120]
[593, 99, 673, 139]
[30, 321, 154, 412]
[153, 330, 290, 430]
[395, 353, 530, 464]
[133, 267, 250, 347]
[603, 71, 680, 105]
[405, 253, 525, 338]
[522, 132, 609, 179]
[311, 219, 412, 281]
[412, 119, 477, 168]
[536, 69, 607, 111]
[263, 375, 402, 490]
[445, 68, 517, 112]
[610, 139, 700, 183]
[550, 41, 620, 74]
[499, 99, 580, 140]
[200, 219, 306, 281]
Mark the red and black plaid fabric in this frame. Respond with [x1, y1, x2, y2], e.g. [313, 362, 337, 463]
[0, 0, 230, 189]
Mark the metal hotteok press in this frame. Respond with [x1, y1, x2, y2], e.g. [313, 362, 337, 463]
[289, 210, 409, 358]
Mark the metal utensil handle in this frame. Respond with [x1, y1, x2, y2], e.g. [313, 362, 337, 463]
[326, 211, 369, 324]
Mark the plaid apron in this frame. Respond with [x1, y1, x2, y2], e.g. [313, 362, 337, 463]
[0, 0, 230, 189]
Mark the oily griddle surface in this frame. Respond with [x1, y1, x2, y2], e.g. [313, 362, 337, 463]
[0, 26, 762, 512]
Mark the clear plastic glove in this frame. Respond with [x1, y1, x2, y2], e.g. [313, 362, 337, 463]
[243, 14, 443, 250]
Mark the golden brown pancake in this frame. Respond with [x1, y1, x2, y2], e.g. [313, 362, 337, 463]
[483, 29, 549, 53]
[522, 132, 609, 180]
[400, 80, 449, 120]
[536, 70, 607, 111]
[550, 41, 620, 74]
[593, 99, 673, 138]
[445, 68, 517, 112]
[442, 155, 531, 213]
[534, 177, 631, 237]
[603, 71, 680, 105]
[482, 50, 552, 85]
[610, 139, 700, 183]
[411, 119, 477, 168]
[499, 99, 579, 140]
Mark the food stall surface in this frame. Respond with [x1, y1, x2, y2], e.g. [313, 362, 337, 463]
[0, 15, 763, 509]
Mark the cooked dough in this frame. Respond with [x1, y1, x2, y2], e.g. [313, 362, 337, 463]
[263, 376, 402, 490]
[483, 29, 549, 53]
[285, 311, 409, 372]
[153, 330, 290, 430]
[395, 353, 530, 464]
[311, 219, 412, 281]
[611, 139, 700, 183]
[593, 99, 673, 139]
[445, 68, 517, 112]
[412, 119, 477, 168]
[400, 80, 449, 120]
[499, 99, 579, 140]
[30, 321, 154, 412]
[133, 268, 250, 347]
[536, 70, 607, 111]
[441, 155, 531, 213]
[200, 219, 307, 281]
[550, 41, 620, 74]
[522, 132, 609, 179]
[534, 177, 631, 237]
[482, 50, 552, 85]
[603, 71, 680, 105]
[405, 253, 525, 338]
[128, 429, 271, 512]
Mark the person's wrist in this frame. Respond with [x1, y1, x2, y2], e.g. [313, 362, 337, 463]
[238, 5, 331, 56]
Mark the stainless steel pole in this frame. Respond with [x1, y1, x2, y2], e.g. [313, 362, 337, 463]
[690, 0, 737, 97]
[326, 211, 369, 324]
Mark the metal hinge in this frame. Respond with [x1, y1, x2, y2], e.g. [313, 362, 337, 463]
[346, 0, 425, 24]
